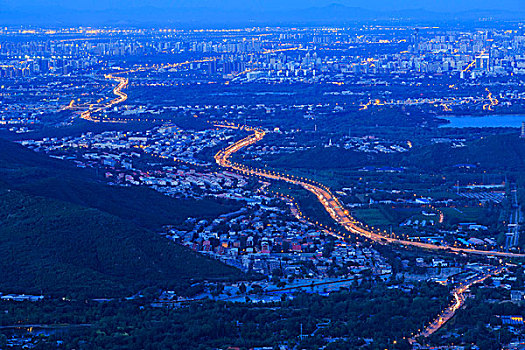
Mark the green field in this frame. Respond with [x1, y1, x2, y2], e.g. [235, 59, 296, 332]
[352, 208, 392, 227]
[441, 206, 491, 225]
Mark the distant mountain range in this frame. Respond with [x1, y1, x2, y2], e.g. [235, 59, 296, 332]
[1, 3, 524, 26]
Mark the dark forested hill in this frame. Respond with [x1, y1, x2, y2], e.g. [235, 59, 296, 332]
[0, 139, 244, 298]
[0, 139, 240, 230]
[263, 133, 525, 173]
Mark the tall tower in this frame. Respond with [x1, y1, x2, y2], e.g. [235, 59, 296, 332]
[520, 121, 525, 139]
[413, 28, 420, 53]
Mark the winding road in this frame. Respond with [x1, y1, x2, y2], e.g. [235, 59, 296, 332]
[80, 74, 128, 122]
[214, 125, 525, 258]
[409, 266, 503, 343]
[73, 71, 520, 341]
[74, 78, 524, 260]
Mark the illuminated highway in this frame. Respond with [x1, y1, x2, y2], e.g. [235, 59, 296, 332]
[483, 88, 499, 111]
[409, 266, 503, 343]
[78, 58, 214, 122]
[73, 64, 519, 259]
[80, 74, 128, 122]
[215, 125, 525, 258]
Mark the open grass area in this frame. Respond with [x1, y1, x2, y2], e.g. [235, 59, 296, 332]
[352, 208, 392, 227]
[441, 206, 489, 224]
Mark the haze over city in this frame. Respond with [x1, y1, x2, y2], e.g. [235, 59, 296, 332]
[2, 0, 525, 25]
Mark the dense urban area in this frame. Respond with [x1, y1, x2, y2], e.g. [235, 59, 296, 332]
[1, 19, 525, 350]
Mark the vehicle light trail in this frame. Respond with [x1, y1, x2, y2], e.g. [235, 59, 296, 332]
[79, 58, 215, 122]
[409, 266, 503, 343]
[462, 51, 485, 74]
[483, 88, 498, 111]
[80, 74, 128, 122]
[215, 125, 525, 258]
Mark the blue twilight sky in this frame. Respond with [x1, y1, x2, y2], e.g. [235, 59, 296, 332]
[1, 0, 522, 11]
[1, 0, 523, 25]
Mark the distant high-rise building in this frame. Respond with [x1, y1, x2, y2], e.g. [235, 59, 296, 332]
[38, 58, 49, 73]
[475, 55, 490, 71]
[222, 61, 233, 75]
[208, 60, 217, 75]
[412, 28, 420, 53]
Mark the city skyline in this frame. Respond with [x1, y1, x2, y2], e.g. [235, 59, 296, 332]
[1, 2, 525, 349]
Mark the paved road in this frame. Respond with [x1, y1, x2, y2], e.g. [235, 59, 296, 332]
[409, 266, 503, 343]
[215, 125, 525, 258]
[81, 75, 128, 121]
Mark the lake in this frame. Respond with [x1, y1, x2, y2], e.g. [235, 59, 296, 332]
[439, 115, 525, 128]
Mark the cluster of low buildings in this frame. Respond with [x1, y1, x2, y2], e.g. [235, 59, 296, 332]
[339, 135, 410, 153]
[167, 205, 392, 280]
[19, 126, 256, 200]
[18, 121, 397, 296]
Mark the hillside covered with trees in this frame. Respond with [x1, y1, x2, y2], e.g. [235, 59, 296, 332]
[0, 139, 244, 298]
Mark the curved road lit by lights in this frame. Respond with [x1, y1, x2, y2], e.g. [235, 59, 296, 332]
[80, 74, 128, 121]
[214, 125, 525, 258]
[409, 266, 503, 343]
